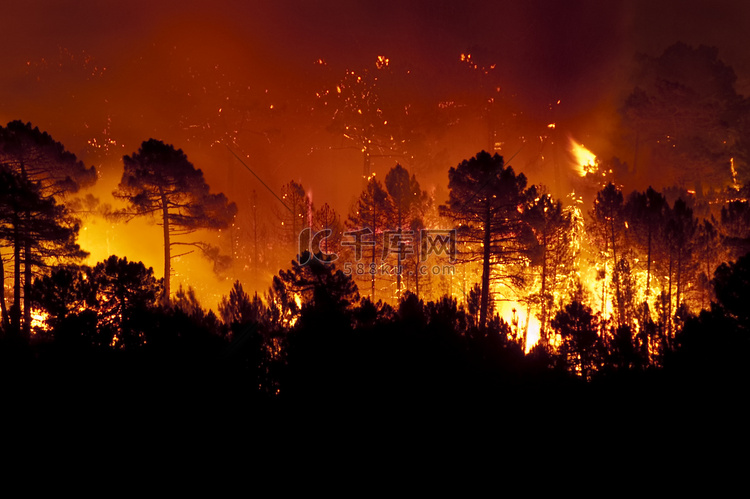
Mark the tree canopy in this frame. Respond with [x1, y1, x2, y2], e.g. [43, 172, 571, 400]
[622, 43, 750, 191]
[440, 151, 532, 328]
[114, 139, 237, 305]
[0, 121, 93, 338]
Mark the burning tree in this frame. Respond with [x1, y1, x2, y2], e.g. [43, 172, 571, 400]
[29, 256, 160, 349]
[523, 187, 579, 347]
[114, 139, 237, 306]
[588, 183, 627, 325]
[440, 151, 533, 329]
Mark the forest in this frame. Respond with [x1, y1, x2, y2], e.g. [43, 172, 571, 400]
[2, 117, 749, 427]
[2, 3, 750, 436]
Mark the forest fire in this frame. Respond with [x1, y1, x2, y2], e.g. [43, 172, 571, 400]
[568, 137, 598, 176]
[29, 309, 51, 333]
[2, 2, 750, 421]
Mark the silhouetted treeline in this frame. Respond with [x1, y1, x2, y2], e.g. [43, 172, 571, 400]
[2, 121, 750, 425]
[3, 246, 747, 421]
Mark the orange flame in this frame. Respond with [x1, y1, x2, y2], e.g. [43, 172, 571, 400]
[568, 137, 597, 177]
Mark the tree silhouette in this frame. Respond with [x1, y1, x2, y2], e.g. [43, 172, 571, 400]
[92, 255, 160, 349]
[0, 168, 86, 337]
[171, 283, 217, 329]
[440, 151, 531, 328]
[625, 187, 669, 299]
[346, 177, 391, 300]
[218, 280, 264, 327]
[30, 263, 95, 336]
[384, 163, 429, 297]
[675, 252, 750, 385]
[720, 200, 750, 261]
[524, 187, 576, 346]
[30, 256, 159, 349]
[275, 180, 311, 257]
[589, 183, 625, 318]
[662, 198, 698, 340]
[551, 300, 602, 380]
[622, 43, 748, 191]
[0, 121, 94, 338]
[0, 121, 96, 197]
[711, 253, 750, 329]
[275, 251, 359, 315]
[311, 202, 343, 257]
[114, 139, 237, 305]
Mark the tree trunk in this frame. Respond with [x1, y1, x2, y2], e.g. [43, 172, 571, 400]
[370, 204, 377, 301]
[479, 201, 492, 329]
[161, 190, 171, 306]
[610, 209, 621, 327]
[23, 235, 31, 338]
[396, 216, 403, 297]
[539, 233, 549, 347]
[676, 247, 682, 314]
[11, 217, 21, 336]
[415, 259, 419, 299]
[646, 229, 652, 297]
[667, 255, 673, 342]
[0, 249, 9, 332]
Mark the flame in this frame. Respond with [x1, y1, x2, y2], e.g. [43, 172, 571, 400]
[568, 137, 598, 176]
[30, 308, 51, 333]
[731, 157, 739, 190]
[494, 299, 541, 353]
[524, 314, 541, 353]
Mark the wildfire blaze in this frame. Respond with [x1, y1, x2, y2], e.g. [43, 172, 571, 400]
[1, 2, 750, 390]
[568, 137, 598, 177]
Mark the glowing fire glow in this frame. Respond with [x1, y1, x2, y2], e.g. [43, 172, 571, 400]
[568, 137, 598, 176]
[30, 308, 51, 333]
[495, 300, 541, 353]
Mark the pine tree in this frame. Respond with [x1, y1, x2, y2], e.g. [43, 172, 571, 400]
[440, 151, 531, 329]
[114, 139, 237, 305]
[384, 163, 429, 297]
[312, 202, 343, 257]
[0, 121, 94, 337]
[345, 177, 391, 300]
[524, 187, 576, 346]
[0, 168, 86, 337]
[218, 280, 264, 326]
[589, 183, 626, 320]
